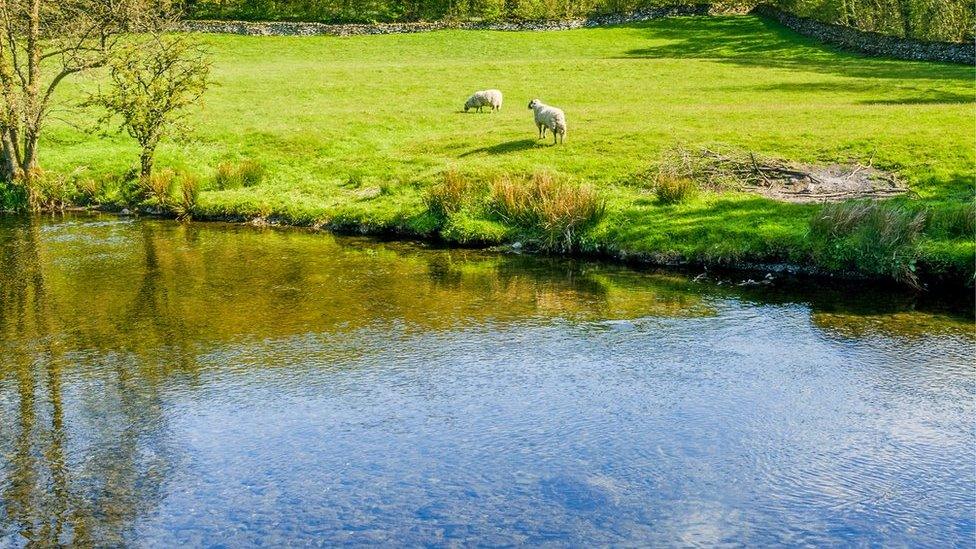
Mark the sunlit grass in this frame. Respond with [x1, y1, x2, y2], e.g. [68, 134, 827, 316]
[43, 15, 976, 281]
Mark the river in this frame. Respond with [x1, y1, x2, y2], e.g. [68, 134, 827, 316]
[0, 214, 972, 546]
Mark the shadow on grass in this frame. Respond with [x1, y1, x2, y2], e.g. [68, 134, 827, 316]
[460, 138, 539, 157]
[610, 16, 973, 82]
[860, 91, 974, 104]
[733, 82, 973, 104]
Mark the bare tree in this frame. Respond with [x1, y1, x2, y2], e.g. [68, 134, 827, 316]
[0, 0, 171, 207]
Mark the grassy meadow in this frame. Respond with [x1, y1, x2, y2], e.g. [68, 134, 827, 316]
[46, 15, 975, 283]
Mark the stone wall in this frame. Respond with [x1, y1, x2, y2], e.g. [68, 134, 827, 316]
[179, 5, 710, 36]
[752, 4, 974, 65]
[180, 3, 973, 65]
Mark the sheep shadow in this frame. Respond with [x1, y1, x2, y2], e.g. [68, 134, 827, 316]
[460, 139, 539, 157]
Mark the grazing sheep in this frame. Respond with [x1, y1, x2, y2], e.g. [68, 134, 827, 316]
[527, 99, 567, 144]
[464, 89, 503, 113]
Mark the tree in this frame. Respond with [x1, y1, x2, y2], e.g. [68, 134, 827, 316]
[0, 0, 169, 208]
[90, 35, 210, 180]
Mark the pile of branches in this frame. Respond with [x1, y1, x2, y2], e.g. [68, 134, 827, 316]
[646, 146, 907, 202]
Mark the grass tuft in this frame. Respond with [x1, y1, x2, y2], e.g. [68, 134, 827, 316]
[424, 169, 476, 218]
[810, 201, 927, 286]
[490, 170, 605, 252]
[174, 173, 202, 221]
[213, 160, 265, 190]
[143, 169, 176, 206]
[926, 201, 976, 239]
[654, 174, 699, 204]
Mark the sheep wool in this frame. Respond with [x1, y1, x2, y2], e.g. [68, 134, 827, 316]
[527, 99, 567, 144]
[464, 89, 503, 113]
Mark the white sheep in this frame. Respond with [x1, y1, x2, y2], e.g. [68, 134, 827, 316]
[527, 99, 567, 144]
[464, 89, 503, 113]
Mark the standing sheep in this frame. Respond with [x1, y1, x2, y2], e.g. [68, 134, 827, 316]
[464, 89, 503, 113]
[527, 99, 567, 144]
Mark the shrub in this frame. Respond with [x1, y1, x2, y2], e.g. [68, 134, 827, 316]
[24, 169, 78, 212]
[490, 170, 605, 252]
[809, 201, 927, 286]
[425, 169, 475, 218]
[213, 160, 265, 190]
[0, 180, 27, 211]
[75, 177, 102, 205]
[655, 174, 699, 204]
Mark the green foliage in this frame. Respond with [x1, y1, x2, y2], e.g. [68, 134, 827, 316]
[24, 169, 90, 212]
[90, 35, 211, 178]
[184, 0, 973, 41]
[809, 201, 928, 285]
[0, 180, 28, 211]
[490, 171, 606, 252]
[143, 169, 177, 206]
[185, 0, 702, 22]
[775, 0, 974, 42]
[925, 201, 976, 239]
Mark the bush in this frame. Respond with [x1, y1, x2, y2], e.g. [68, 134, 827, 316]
[0, 180, 27, 211]
[810, 201, 927, 286]
[655, 174, 699, 204]
[490, 170, 605, 252]
[23, 169, 80, 212]
[75, 177, 102, 205]
[213, 160, 265, 190]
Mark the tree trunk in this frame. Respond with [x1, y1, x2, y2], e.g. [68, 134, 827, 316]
[0, 134, 17, 182]
[22, 131, 38, 175]
[140, 147, 156, 179]
[896, 0, 913, 37]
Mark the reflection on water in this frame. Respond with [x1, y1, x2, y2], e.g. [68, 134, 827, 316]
[0, 214, 973, 546]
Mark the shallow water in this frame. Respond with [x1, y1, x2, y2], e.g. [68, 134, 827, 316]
[0, 214, 973, 546]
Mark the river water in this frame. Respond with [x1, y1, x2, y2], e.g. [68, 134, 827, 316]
[0, 214, 973, 546]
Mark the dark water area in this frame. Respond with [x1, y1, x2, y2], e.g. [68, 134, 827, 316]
[0, 214, 973, 546]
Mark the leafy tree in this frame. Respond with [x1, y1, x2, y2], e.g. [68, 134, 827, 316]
[0, 0, 172, 208]
[90, 36, 211, 180]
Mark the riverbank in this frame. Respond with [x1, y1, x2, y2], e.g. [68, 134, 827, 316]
[29, 16, 976, 288]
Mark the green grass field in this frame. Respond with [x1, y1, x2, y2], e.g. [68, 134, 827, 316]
[47, 15, 975, 283]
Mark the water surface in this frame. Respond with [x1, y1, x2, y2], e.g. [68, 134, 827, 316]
[0, 215, 973, 546]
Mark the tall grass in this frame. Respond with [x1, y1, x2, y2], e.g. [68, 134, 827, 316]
[424, 169, 476, 218]
[810, 201, 927, 286]
[213, 160, 265, 190]
[490, 171, 605, 252]
[654, 174, 699, 204]
[174, 173, 201, 221]
[925, 201, 976, 239]
[143, 169, 176, 206]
